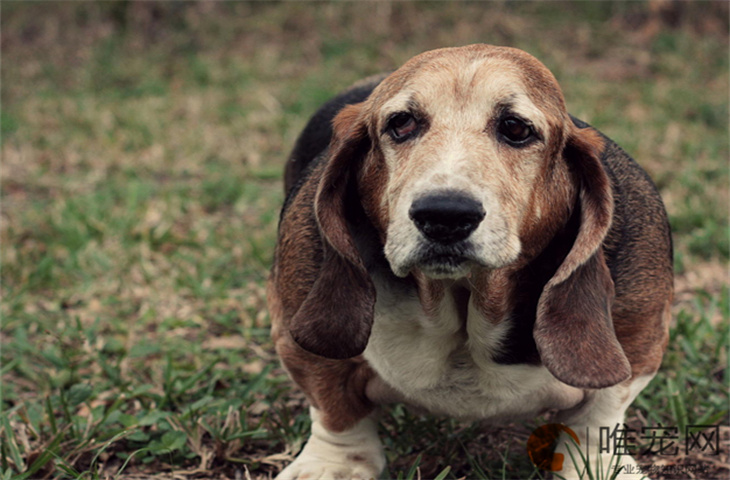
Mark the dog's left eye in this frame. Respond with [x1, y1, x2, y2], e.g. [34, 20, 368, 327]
[387, 112, 419, 142]
[498, 116, 535, 146]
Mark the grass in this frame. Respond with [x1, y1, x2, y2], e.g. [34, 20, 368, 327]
[1, 2, 728, 479]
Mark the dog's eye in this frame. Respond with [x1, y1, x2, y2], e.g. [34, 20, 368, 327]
[498, 116, 535, 146]
[387, 112, 419, 142]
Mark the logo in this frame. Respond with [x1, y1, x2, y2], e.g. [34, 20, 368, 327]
[526, 423, 580, 472]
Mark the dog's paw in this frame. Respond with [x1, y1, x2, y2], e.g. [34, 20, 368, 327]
[276, 456, 382, 480]
[275, 440, 384, 480]
[276, 408, 385, 480]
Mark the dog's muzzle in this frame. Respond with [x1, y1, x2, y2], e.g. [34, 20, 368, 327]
[404, 191, 487, 278]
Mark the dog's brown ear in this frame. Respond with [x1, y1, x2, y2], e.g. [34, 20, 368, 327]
[289, 103, 376, 359]
[534, 127, 631, 389]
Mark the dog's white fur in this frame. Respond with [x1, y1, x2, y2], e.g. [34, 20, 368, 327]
[364, 273, 586, 418]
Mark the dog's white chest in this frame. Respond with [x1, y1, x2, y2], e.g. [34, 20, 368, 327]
[362, 284, 583, 420]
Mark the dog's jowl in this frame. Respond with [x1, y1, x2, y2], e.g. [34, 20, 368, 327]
[267, 44, 673, 480]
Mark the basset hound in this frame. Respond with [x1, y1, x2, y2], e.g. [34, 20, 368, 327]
[268, 44, 673, 479]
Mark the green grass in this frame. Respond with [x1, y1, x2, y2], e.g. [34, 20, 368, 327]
[2, 3, 728, 479]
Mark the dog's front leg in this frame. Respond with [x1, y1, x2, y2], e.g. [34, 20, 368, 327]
[277, 407, 384, 480]
[273, 332, 385, 480]
[553, 376, 655, 480]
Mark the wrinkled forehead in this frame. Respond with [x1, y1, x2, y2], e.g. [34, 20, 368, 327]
[368, 46, 567, 127]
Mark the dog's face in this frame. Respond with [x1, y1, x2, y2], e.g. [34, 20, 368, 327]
[350, 46, 574, 279]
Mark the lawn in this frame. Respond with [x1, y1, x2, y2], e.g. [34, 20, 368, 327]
[1, 3, 728, 479]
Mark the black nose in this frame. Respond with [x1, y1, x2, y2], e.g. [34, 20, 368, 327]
[409, 193, 485, 244]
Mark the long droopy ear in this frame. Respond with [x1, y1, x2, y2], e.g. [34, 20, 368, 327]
[289, 103, 377, 359]
[534, 127, 631, 389]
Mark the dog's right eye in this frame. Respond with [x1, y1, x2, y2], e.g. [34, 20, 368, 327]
[387, 112, 419, 142]
[498, 116, 536, 147]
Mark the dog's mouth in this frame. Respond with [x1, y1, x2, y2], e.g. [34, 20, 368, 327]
[417, 256, 475, 279]
[399, 243, 486, 279]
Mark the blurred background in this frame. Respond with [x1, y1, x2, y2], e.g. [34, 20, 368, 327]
[2, 2, 728, 479]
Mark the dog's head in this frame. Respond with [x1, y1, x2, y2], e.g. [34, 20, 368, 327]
[291, 45, 630, 388]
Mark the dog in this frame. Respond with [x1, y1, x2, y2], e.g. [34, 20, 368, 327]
[268, 44, 673, 479]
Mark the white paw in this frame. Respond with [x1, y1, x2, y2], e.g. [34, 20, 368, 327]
[276, 456, 382, 480]
[276, 408, 385, 480]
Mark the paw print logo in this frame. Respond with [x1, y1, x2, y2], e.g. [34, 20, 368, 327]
[526, 424, 580, 472]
